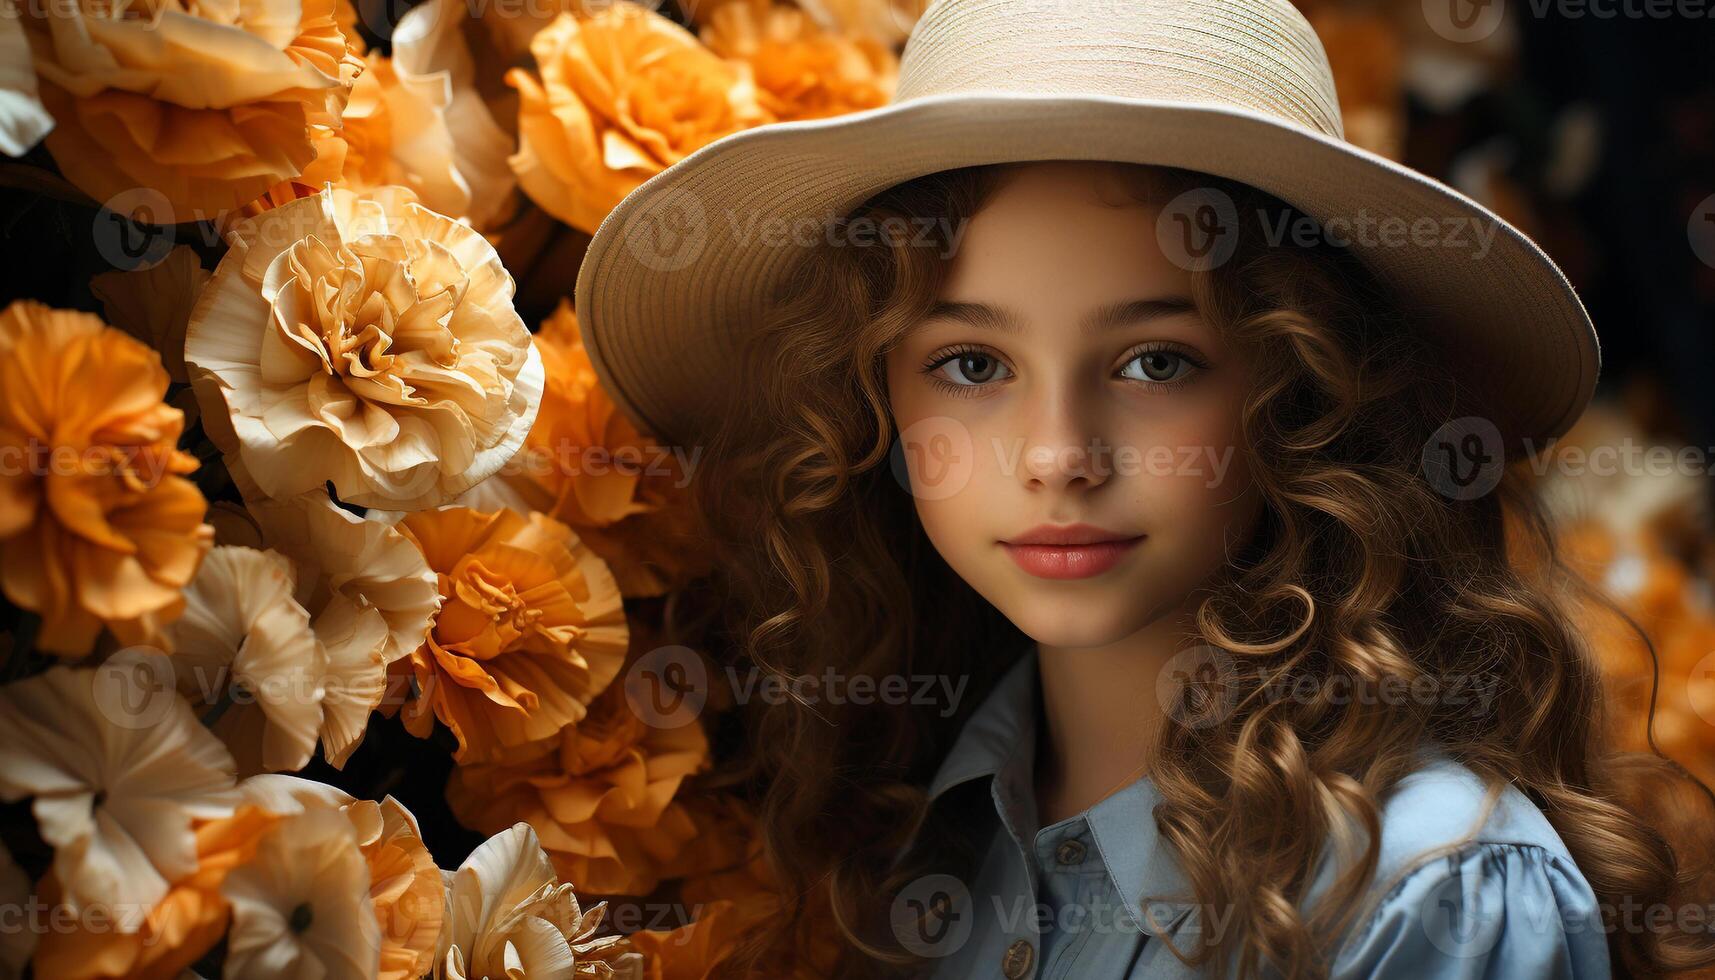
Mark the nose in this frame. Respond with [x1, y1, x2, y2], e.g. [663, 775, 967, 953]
[1018, 389, 1109, 493]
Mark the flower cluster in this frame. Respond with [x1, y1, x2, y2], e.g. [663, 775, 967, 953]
[0, 1, 920, 976]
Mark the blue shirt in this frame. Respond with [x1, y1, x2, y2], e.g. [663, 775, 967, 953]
[901, 649, 1611, 979]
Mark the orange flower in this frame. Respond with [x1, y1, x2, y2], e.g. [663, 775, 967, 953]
[631, 797, 841, 979]
[789, 0, 929, 47]
[360, 797, 445, 980]
[293, 6, 518, 230]
[20, 0, 361, 220]
[31, 806, 281, 980]
[1303, 7, 1403, 160]
[700, 0, 897, 121]
[508, 2, 769, 235]
[629, 900, 747, 980]
[446, 680, 709, 896]
[480, 301, 709, 597]
[0, 300, 213, 656]
[391, 507, 629, 762]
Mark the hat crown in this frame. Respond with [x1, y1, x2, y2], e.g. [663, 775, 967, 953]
[896, 0, 1345, 140]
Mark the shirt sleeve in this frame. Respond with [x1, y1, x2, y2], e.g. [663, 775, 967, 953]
[1332, 842, 1611, 979]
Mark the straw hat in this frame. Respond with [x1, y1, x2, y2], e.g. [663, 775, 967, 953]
[573, 0, 1599, 453]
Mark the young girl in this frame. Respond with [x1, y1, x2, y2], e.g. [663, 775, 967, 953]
[573, 0, 1715, 976]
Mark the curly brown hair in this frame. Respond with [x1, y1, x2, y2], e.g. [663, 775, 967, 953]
[687, 159, 1715, 978]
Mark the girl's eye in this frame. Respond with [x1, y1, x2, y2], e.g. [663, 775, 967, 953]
[932, 351, 1012, 387]
[1118, 349, 1199, 384]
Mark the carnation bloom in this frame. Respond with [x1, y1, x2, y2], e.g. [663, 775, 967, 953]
[508, 2, 768, 235]
[169, 546, 328, 774]
[0, 651, 239, 918]
[0, 300, 213, 656]
[250, 489, 441, 668]
[18, 0, 361, 219]
[31, 805, 281, 980]
[391, 507, 628, 763]
[440, 823, 642, 980]
[222, 806, 383, 979]
[446, 682, 709, 896]
[239, 776, 444, 980]
[699, 0, 897, 121]
[296, 0, 517, 230]
[185, 185, 544, 511]
[476, 301, 707, 597]
[249, 488, 440, 766]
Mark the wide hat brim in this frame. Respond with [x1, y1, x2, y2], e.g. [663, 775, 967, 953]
[574, 91, 1599, 456]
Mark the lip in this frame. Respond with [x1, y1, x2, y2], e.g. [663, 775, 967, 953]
[1000, 524, 1145, 580]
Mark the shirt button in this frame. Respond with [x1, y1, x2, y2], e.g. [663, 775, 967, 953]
[1001, 938, 1035, 979]
[1055, 838, 1086, 865]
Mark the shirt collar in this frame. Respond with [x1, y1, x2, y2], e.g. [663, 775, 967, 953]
[923, 646, 1198, 938]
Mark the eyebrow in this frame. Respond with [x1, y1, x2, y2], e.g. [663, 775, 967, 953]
[920, 296, 1197, 335]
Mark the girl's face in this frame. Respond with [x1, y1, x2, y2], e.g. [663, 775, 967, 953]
[885, 162, 1265, 649]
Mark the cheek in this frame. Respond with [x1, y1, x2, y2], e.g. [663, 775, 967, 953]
[1115, 402, 1260, 545]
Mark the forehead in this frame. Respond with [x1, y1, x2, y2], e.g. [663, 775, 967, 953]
[938, 162, 1194, 307]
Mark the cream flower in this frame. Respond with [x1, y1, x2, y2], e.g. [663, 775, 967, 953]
[439, 823, 642, 980]
[185, 185, 544, 510]
[19, 0, 361, 219]
[250, 489, 441, 667]
[312, 590, 392, 768]
[240, 776, 445, 980]
[32, 805, 282, 980]
[0, 651, 239, 917]
[89, 246, 211, 386]
[321, 0, 517, 229]
[170, 546, 327, 774]
[222, 806, 383, 979]
[0, 13, 52, 157]
[245, 488, 437, 766]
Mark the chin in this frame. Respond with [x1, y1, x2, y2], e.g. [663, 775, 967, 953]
[993, 593, 1154, 650]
